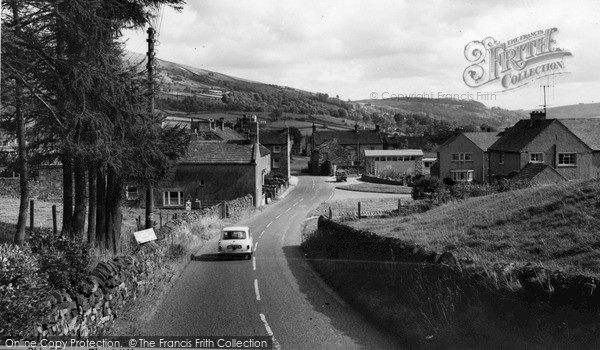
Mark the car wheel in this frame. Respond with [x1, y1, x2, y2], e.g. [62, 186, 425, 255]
[247, 253, 252, 260]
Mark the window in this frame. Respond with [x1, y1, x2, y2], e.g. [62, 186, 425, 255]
[530, 153, 544, 163]
[558, 153, 577, 166]
[163, 191, 183, 206]
[273, 158, 280, 168]
[222, 231, 246, 240]
[273, 146, 281, 153]
[409, 156, 416, 161]
[451, 153, 473, 161]
[499, 152, 504, 164]
[424, 161, 432, 168]
[125, 186, 138, 200]
[451, 170, 474, 182]
[374, 157, 380, 161]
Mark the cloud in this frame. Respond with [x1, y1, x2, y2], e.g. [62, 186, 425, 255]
[122, 0, 600, 110]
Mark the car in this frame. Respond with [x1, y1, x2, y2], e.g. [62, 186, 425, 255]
[335, 170, 347, 182]
[217, 226, 253, 259]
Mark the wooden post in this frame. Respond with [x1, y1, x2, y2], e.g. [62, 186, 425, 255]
[29, 199, 34, 234]
[221, 201, 226, 219]
[160, 212, 163, 228]
[358, 201, 361, 219]
[52, 205, 57, 235]
[398, 199, 402, 215]
[329, 207, 332, 220]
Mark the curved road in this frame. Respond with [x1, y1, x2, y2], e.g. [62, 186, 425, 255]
[142, 175, 401, 349]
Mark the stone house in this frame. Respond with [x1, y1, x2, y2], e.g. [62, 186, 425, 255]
[437, 132, 500, 183]
[488, 112, 600, 182]
[259, 129, 292, 180]
[156, 140, 271, 208]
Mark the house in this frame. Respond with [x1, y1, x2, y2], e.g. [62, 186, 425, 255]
[308, 124, 384, 173]
[156, 139, 271, 208]
[259, 129, 292, 180]
[488, 112, 600, 182]
[437, 132, 500, 183]
[363, 149, 424, 177]
[311, 139, 354, 175]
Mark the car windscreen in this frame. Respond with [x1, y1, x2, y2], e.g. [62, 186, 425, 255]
[222, 231, 246, 240]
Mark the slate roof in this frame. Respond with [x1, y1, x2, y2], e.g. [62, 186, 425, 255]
[462, 132, 501, 151]
[508, 163, 566, 182]
[557, 118, 600, 151]
[489, 119, 556, 152]
[313, 130, 383, 146]
[179, 140, 270, 164]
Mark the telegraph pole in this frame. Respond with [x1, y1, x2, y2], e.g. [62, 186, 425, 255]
[145, 26, 156, 229]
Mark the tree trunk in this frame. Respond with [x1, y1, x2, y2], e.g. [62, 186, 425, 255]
[72, 156, 86, 239]
[96, 167, 107, 250]
[61, 154, 73, 238]
[105, 167, 123, 255]
[9, 0, 28, 246]
[87, 164, 97, 245]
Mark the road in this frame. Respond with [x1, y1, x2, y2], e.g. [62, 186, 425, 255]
[142, 174, 401, 349]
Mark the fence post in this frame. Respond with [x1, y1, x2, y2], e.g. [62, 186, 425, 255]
[29, 199, 34, 234]
[358, 201, 361, 219]
[52, 205, 57, 235]
[160, 211, 163, 228]
[221, 201, 226, 219]
[329, 207, 332, 220]
[398, 199, 402, 215]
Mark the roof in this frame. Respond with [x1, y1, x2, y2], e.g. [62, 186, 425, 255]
[222, 226, 249, 232]
[461, 132, 501, 151]
[364, 149, 424, 157]
[489, 119, 556, 152]
[179, 140, 270, 164]
[260, 130, 288, 144]
[558, 118, 600, 151]
[508, 163, 566, 182]
[313, 130, 383, 146]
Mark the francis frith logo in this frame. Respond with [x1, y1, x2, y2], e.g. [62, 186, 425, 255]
[463, 28, 572, 91]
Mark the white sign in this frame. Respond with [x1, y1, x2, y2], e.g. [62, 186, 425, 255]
[133, 228, 157, 244]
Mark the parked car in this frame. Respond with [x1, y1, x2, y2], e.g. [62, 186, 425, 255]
[218, 226, 253, 259]
[335, 170, 347, 182]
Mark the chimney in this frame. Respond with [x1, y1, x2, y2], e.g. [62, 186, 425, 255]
[375, 124, 380, 132]
[312, 123, 316, 133]
[530, 110, 546, 122]
[219, 117, 225, 131]
[354, 123, 359, 133]
[249, 122, 260, 144]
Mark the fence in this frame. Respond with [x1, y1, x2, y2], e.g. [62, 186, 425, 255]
[326, 199, 432, 220]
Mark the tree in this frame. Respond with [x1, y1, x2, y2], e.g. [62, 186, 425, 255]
[270, 108, 283, 120]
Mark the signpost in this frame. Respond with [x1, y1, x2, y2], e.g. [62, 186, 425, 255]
[133, 228, 157, 244]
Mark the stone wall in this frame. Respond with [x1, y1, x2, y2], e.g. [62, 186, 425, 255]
[360, 174, 405, 186]
[29, 195, 254, 337]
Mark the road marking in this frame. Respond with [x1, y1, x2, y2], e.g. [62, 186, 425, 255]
[254, 242, 258, 252]
[259, 314, 282, 350]
[266, 221, 272, 228]
[259, 230, 265, 239]
[285, 207, 291, 212]
[254, 279, 261, 301]
[275, 214, 282, 219]
[304, 216, 319, 221]
[252, 256, 256, 271]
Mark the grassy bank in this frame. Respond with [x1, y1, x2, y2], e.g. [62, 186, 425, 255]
[346, 179, 600, 276]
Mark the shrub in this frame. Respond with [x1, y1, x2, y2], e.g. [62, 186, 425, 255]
[0, 244, 50, 338]
[28, 229, 91, 292]
[411, 177, 444, 200]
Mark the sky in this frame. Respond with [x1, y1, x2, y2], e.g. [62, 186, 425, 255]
[123, 0, 600, 111]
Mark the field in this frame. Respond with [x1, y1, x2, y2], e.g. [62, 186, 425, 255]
[335, 179, 600, 276]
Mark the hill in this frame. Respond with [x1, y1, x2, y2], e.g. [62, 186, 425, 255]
[124, 52, 524, 138]
[524, 102, 600, 119]
[345, 179, 600, 276]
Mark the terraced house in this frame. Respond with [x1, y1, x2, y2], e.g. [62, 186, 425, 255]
[488, 112, 600, 183]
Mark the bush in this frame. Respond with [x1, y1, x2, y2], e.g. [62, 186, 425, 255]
[411, 177, 444, 200]
[28, 229, 91, 292]
[0, 244, 50, 338]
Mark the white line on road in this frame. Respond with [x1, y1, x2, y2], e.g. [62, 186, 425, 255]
[254, 242, 258, 252]
[266, 221, 273, 228]
[252, 256, 256, 271]
[259, 230, 265, 239]
[275, 214, 282, 219]
[259, 314, 282, 350]
[254, 279, 261, 301]
[285, 207, 291, 212]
